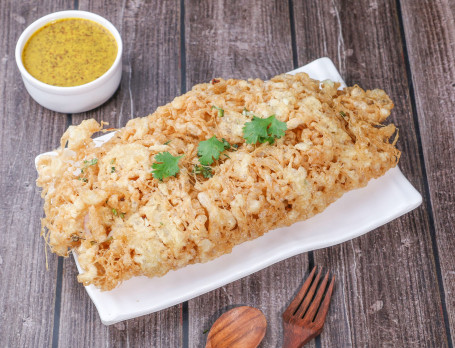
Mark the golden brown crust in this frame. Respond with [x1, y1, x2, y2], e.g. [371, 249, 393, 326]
[36, 73, 400, 290]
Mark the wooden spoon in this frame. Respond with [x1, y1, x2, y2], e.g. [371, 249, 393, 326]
[205, 306, 267, 348]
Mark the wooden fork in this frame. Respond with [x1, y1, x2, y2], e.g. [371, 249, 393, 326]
[282, 267, 335, 348]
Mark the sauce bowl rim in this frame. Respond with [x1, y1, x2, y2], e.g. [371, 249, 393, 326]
[15, 10, 123, 95]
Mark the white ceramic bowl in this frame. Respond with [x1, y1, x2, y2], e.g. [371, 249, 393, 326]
[15, 10, 123, 114]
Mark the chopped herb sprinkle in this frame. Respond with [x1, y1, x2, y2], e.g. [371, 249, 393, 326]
[84, 158, 98, 166]
[193, 164, 213, 178]
[242, 108, 255, 117]
[211, 105, 224, 117]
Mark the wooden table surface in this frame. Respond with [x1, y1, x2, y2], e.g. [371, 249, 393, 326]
[1, 0, 454, 347]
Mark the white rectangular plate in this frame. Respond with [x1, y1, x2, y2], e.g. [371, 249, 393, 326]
[35, 57, 422, 325]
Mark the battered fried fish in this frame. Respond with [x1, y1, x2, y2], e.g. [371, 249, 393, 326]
[36, 73, 399, 290]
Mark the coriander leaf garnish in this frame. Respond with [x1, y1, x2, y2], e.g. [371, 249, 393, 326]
[195, 137, 233, 177]
[151, 152, 184, 180]
[242, 115, 287, 144]
[193, 164, 213, 178]
[339, 111, 347, 118]
[164, 140, 172, 145]
[211, 105, 224, 117]
[111, 167, 116, 173]
[197, 136, 226, 165]
[242, 116, 272, 144]
[268, 115, 287, 139]
[112, 208, 118, 216]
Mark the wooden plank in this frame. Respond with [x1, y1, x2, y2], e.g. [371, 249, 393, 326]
[399, 0, 455, 341]
[183, 1, 315, 347]
[57, 1, 183, 347]
[0, 1, 73, 346]
[185, 0, 294, 82]
[293, 0, 449, 346]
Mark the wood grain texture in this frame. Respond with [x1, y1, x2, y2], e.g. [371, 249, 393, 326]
[58, 259, 183, 348]
[282, 268, 335, 348]
[400, 0, 455, 341]
[0, 1, 73, 347]
[185, 0, 294, 83]
[183, 3, 315, 347]
[56, 1, 183, 347]
[2, 0, 454, 347]
[293, 0, 449, 346]
[205, 306, 267, 348]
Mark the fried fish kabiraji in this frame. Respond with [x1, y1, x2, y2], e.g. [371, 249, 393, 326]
[36, 73, 400, 290]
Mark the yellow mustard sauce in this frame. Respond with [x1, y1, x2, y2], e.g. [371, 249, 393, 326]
[22, 18, 118, 87]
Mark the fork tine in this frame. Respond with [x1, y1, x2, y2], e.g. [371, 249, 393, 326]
[313, 275, 335, 325]
[282, 266, 317, 318]
[294, 267, 323, 319]
[303, 271, 330, 322]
